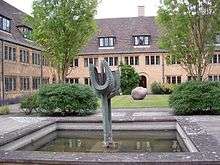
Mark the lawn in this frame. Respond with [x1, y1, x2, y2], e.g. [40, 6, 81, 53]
[111, 95, 170, 109]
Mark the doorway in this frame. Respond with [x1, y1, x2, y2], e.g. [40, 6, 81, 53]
[139, 75, 147, 88]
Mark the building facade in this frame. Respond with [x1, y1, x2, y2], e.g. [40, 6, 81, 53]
[0, 1, 220, 102]
[67, 13, 220, 91]
[0, 0, 53, 102]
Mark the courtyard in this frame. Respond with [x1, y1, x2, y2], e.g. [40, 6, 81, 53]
[0, 107, 220, 164]
[0, 0, 220, 164]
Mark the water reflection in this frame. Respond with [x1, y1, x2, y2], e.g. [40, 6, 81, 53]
[19, 130, 188, 153]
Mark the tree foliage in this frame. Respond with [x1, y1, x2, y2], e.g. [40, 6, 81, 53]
[157, 0, 220, 80]
[26, 0, 98, 82]
[120, 65, 140, 95]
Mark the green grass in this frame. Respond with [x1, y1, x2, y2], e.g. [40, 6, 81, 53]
[111, 95, 170, 109]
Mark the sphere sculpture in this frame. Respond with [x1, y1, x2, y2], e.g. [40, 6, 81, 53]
[89, 60, 120, 148]
[131, 87, 148, 100]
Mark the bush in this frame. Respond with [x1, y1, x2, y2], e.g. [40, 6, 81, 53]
[20, 93, 39, 115]
[151, 81, 176, 94]
[169, 81, 220, 115]
[0, 106, 10, 115]
[37, 84, 98, 116]
[120, 64, 140, 95]
[151, 82, 163, 94]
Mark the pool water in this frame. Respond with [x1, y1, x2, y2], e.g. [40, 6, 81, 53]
[19, 130, 188, 153]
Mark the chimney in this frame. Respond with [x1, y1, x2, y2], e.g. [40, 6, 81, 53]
[138, 6, 145, 17]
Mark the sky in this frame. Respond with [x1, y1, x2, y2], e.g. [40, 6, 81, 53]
[3, 0, 161, 18]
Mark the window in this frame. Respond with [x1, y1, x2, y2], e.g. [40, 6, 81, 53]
[4, 46, 16, 61]
[74, 59, 79, 67]
[145, 56, 160, 65]
[109, 57, 113, 66]
[166, 76, 181, 84]
[125, 57, 129, 65]
[32, 52, 41, 65]
[32, 77, 41, 90]
[17, 26, 32, 39]
[145, 56, 149, 65]
[104, 57, 118, 66]
[215, 34, 220, 44]
[208, 75, 220, 81]
[130, 57, 134, 65]
[156, 56, 160, 65]
[211, 54, 220, 64]
[114, 57, 118, 66]
[84, 78, 91, 85]
[124, 56, 139, 65]
[20, 49, 29, 63]
[42, 56, 49, 66]
[42, 77, 50, 84]
[84, 58, 88, 67]
[213, 55, 218, 63]
[0, 16, 11, 32]
[134, 35, 150, 46]
[150, 56, 155, 65]
[84, 58, 98, 67]
[167, 56, 180, 64]
[66, 78, 79, 84]
[20, 77, 30, 91]
[5, 76, 16, 91]
[188, 76, 197, 81]
[99, 37, 115, 47]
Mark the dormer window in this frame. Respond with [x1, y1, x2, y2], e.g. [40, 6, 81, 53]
[99, 37, 115, 47]
[0, 15, 11, 32]
[17, 25, 32, 39]
[134, 35, 150, 46]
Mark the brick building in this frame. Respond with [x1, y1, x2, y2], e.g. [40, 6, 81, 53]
[0, 0, 53, 102]
[67, 6, 220, 91]
[0, 1, 220, 102]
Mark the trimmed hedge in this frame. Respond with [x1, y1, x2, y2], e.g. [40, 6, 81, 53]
[36, 84, 98, 116]
[151, 81, 176, 94]
[169, 81, 220, 115]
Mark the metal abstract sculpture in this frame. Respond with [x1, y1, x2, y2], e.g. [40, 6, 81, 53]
[89, 60, 120, 147]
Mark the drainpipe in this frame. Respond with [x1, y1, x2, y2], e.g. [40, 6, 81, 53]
[162, 54, 165, 83]
[40, 51, 43, 85]
[1, 39, 5, 105]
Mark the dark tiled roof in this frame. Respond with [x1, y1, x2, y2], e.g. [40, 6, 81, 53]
[81, 16, 164, 55]
[0, 0, 41, 50]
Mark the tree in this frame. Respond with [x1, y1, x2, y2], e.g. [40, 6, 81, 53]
[120, 65, 140, 95]
[26, 0, 98, 82]
[157, 0, 220, 80]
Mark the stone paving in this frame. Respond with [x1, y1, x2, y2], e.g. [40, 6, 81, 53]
[1, 105, 220, 148]
[0, 106, 220, 164]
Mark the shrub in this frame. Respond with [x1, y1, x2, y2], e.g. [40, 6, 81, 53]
[20, 93, 39, 115]
[37, 84, 98, 116]
[151, 82, 176, 94]
[169, 81, 220, 115]
[151, 81, 163, 94]
[0, 106, 10, 115]
[120, 64, 140, 95]
[161, 83, 177, 94]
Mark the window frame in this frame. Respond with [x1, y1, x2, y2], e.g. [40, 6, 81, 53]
[0, 15, 11, 33]
[133, 35, 150, 46]
[98, 37, 116, 47]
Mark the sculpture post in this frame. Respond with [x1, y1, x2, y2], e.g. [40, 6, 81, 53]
[89, 61, 120, 147]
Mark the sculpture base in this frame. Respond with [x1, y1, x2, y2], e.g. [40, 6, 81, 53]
[103, 141, 118, 149]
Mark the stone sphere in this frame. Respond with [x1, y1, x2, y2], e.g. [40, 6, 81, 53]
[131, 87, 148, 100]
